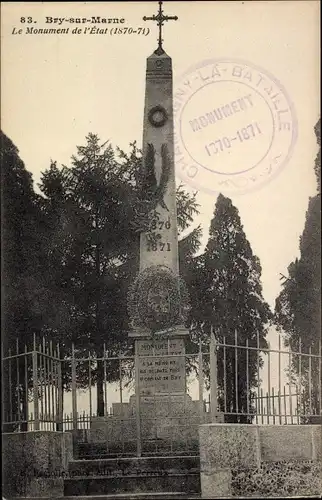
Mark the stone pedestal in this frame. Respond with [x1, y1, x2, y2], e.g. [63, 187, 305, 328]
[130, 328, 200, 452]
[91, 329, 201, 453]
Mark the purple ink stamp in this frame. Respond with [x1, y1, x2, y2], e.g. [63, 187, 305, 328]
[173, 58, 298, 196]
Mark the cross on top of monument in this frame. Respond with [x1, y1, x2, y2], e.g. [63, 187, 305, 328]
[143, 1, 178, 55]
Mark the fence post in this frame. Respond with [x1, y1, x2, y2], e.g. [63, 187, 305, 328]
[103, 343, 108, 417]
[135, 341, 142, 457]
[319, 339, 322, 418]
[57, 344, 63, 431]
[198, 340, 204, 422]
[1, 342, 6, 430]
[32, 334, 40, 430]
[210, 327, 218, 422]
[71, 343, 77, 431]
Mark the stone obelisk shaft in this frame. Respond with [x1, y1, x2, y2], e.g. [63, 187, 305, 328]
[139, 51, 179, 275]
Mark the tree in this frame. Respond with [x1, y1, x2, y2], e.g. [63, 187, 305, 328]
[187, 194, 272, 422]
[39, 133, 201, 415]
[275, 118, 321, 418]
[314, 118, 321, 192]
[1, 130, 47, 430]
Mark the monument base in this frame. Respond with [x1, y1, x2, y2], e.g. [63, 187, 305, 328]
[92, 326, 204, 453]
[131, 392, 200, 442]
[91, 393, 202, 453]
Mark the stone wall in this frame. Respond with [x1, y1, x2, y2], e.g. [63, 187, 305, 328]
[2, 431, 73, 498]
[199, 424, 322, 498]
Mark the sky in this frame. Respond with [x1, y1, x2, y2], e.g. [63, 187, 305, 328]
[1, 1, 319, 310]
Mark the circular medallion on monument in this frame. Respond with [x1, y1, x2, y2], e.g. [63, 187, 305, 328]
[148, 105, 168, 128]
[127, 265, 190, 333]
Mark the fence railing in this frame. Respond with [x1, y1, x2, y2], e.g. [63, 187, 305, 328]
[212, 329, 321, 424]
[2, 331, 321, 435]
[2, 336, 62, 432]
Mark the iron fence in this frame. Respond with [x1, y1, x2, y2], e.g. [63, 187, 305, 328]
[2, 330, 321, 444]
[2, 336, 62, 432]
[212, 330, 321, 425]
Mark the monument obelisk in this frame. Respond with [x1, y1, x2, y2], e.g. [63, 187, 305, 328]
[128, 2, 192, 454]
[128, 1, 188, 339]
[139, 2, 179, 275]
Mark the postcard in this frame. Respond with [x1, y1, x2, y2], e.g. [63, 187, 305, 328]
[1, 2, 320, 499]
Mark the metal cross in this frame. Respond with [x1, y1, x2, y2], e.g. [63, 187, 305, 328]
[143, 1, 178, 52]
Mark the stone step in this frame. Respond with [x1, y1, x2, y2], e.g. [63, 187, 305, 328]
[10, 495, 321, 500]
[63, 473, 201, 496]
[68, 455, 200, 477]
[63, 493, 201, 499]
[62, 496, 316, 500]
[10, 494, 201, 500]
[75, 442, 199, 459]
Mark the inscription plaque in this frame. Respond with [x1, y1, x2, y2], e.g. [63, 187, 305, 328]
[137, 338, 185, 396]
